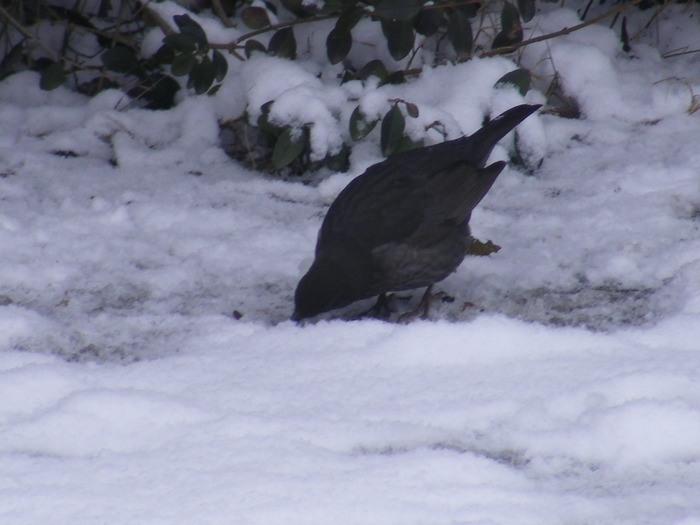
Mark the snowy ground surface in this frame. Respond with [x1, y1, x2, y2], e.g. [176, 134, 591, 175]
[3, 3, 700, 524]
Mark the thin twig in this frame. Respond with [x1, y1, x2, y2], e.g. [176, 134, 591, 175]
[233, 13, 338, 46]
[480, 0, 643, 58]
[663, 47, 700, 59]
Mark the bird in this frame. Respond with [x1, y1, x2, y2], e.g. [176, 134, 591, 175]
[292, 104, 541, 321]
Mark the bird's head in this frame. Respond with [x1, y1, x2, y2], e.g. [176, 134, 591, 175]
[292, 254, 369, 321]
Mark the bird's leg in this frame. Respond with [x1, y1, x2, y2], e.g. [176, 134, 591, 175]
[398, 285, 435, 322]
[358, 293, 393, 320]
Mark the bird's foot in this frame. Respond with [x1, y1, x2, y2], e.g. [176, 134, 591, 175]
[397, 287, 456, 323]
[357, 293, 394, 320]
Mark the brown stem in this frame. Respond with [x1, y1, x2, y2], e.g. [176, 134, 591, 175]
[480, 0, 643, 58]
[233, 13, 339, 46]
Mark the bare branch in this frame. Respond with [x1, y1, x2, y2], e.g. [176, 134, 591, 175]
[480, 0, 643, 58]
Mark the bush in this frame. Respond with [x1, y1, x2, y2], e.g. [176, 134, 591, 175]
[0, 0, 646, 174]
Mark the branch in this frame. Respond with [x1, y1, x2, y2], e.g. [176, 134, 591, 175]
[480, 0, 643, 58]
[233, 13, 338, 46]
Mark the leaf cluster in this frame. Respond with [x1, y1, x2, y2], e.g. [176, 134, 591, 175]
[0, 0, 540, 172]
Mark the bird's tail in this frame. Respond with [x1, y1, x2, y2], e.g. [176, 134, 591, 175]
[468, 104, 541, 166]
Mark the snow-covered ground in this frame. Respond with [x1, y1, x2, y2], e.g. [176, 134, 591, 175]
[2, 2, 700, 523]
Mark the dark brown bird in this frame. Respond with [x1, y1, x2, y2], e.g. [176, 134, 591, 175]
[293, 104, 540, 321]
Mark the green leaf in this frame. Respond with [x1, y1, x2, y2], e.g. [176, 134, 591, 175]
[244, 39, 266, 58]
[153, 44, 176, 65]
[257, 101, 283, 134]
[162, 33, 197, 54]
[134, 73, 180, 110]
[171, 53, 196, 76]
[101, 46, 139, 73]
[517, 0, 536, 22]
[241, 6, 270, 29]
[326, 28, 352, 65]
[396, 134, 423, 154]
[39, 62, 65, 91]
[457, 2, 478, 18]
[281, 0, 316, 18]
[447, 10, 473, 59]
[492, 2, 523, 50]
[495, 68, 531, 96]
[414, 8, 443, 36]
[211, 49, 228, 82]
[349, 106, 379, 141]
[208, 83, 223, 96]
[173, 14, 208, 49]
[381, 105, 405, 156]
[268, 27, 297, 59]
[380, 19, 415, 61]
[271, 127, 306, 169]
[192, 55, 215, 94]
[325, 144, 350, 172]
[359, 59, 388, 82]
[317, 0, 352, 15]
[336, 6, 364, 32]
[384, 71, 406, 85]
[374, 0, 423, 21]
[501, 2, 521, 30]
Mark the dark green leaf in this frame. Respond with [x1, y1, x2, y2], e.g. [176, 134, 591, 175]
[281, 0, 316, 17]
[241, 6, 270, 29]
[492, 3, 523, 50]
[384, 70, 406, 84]
[102, 46, 139, 73]
[325, 144, 350, 172]
[271, 127, 306, 169]
[447, 10, 473, 59]
[494, 68, 531, 96]
[257, 101, 283, 134]
[39, 62, 65, 91]
[517, 0, 536, 22]
[359, 59, 388, 82]
[380, 19, 415, 61]
[212, 49, 228, 82]
[244, 39, 266, 58]
[173, 14, 208, 49]
[414, 8, 443, 36]
[317, 0, 351, 15]
[326, 28, 352, 64]
[457, 2, 479, 18]
[491, 28, 521, 51]
[193, 55, 215, 94]
[171, 53, 196, 76]
[501, 2, 521, 32]
[349, 106, 379, 141]
[132, 73, 180, 110]
[374, 0, 423, 21]
[381, 105, 405, 156]
[396, 134, 423, 154]
[163, 33, 197, 54]
[208, 83, 223, 96]
[336, 6, 365, 32]
[153, 44, 176, 65]
[268, 27, 297, 59]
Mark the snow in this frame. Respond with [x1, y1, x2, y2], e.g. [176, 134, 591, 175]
[2, 3, 700, 523]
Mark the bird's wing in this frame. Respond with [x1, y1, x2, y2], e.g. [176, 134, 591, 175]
[319, 160, 506, 251]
